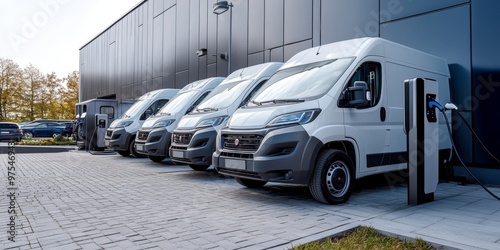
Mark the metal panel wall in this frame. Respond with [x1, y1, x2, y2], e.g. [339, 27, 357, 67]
[79, 0, 498, 170]
[380, 4, 472, 162]
[471, 0, 500, 165]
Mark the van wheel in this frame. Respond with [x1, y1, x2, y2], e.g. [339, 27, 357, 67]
[235, 178, 267, 188]
[129, 139, 146, 158]
[23, 132, 33, 139]
[309, 149, 354, 204]
[149, 156, 165, 163]
[188, 164, 210, 171]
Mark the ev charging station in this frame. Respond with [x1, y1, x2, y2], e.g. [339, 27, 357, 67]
[404, 78, 439, 205]
[95, 114, 108, 148]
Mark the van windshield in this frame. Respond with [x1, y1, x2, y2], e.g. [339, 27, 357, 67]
[120, 99, 148, 118]
[251, 57, 354, 105]
[156, 91, 198, 116]
[193, 79, 252, 112]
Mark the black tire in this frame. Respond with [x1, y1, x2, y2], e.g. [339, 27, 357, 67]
[235, 177, 267, 188]
[148, 155, 165, 163]
[309, 149, 354, 204]
[129, 139, 146, 158]
[117, 151, 130, 157]
[188, 164, 210, 171]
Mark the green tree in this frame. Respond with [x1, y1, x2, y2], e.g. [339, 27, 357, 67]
[0, 58, 23, 121]
[21, 64, 45, 120]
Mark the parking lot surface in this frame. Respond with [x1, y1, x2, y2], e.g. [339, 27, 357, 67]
[1, 148, 500, 249]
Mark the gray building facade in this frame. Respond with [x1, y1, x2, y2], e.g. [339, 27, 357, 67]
[80, 0, 500, 176]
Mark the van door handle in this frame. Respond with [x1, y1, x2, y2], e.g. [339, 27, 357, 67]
[380, 107, 386, 122]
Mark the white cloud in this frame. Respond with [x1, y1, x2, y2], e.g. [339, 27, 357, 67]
[0, 0, 141, 78]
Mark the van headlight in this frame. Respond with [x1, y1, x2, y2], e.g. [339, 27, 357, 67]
[115, 120, 133, 128]
[196, 116, 228, 128]
[267, 109, 320, 127]
[153, 119, 175, 128]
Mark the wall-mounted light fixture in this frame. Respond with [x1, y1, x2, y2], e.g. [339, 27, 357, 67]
[212, 1, 233, 74]
[196, 48, 207, 57]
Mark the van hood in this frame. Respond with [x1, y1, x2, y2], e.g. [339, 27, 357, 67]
[176, 110, 229, 130]
[109, 118, 133, 129]
[142, 114, 177, 129]
[229, 101, 321, 129]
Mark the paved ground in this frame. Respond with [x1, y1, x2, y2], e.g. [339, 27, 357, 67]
[1, 148, 499, 249]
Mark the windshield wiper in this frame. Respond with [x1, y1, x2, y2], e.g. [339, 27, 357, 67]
[253, 99, 305, 105]
[196, 107, 219, 112]
[158, 112, 171, 116]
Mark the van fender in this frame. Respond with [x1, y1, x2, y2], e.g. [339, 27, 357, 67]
[301, 126, 360, 184]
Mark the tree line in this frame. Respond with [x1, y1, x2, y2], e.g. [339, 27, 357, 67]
[0, 57, 78, 122]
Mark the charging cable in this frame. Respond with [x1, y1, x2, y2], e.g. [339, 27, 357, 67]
[429, 101, 500, 200]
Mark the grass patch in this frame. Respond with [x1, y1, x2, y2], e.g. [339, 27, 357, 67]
[293, 226, 435, 250]
[19, 135, 75, 146]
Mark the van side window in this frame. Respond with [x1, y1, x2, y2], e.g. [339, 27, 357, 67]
[100, 106, 114, 119]
[241, 80, 267, 107]
[347, 62, 382, 107]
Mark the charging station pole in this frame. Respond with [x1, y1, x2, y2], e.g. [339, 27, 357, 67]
[404, 78, 439, 205]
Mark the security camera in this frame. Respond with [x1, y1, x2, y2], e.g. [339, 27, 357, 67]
[196, 49, 207, 57]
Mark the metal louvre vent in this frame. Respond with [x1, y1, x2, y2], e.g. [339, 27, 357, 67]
[173, 133, 193, 144]
[223, 134, 263, 151]
[137, 131, 149, 140]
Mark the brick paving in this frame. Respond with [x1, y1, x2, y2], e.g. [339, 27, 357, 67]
[1, 149, 499, 249]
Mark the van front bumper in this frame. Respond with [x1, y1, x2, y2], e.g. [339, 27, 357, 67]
[170, 127, 216, 166]
[135, 127, 171, 157]
[213, 126, 316, 185]
[105, 128, 132, 152]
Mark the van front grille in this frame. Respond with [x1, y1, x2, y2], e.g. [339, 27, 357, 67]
[173, 133, 193, 144]
[223, 134, 263, 151]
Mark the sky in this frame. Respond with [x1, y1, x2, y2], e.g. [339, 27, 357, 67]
[0, 0, 142, 78]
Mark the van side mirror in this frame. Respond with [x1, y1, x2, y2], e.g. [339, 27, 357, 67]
[141, 109, 153, 120]
[340, 81, 371, 108]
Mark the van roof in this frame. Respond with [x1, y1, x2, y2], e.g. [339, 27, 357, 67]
[179, 77, 225, 93]
[283, 37, 449, 77]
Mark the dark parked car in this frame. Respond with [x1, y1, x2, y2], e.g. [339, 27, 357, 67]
[22, 122, 65, 139]
[0, 122, 23, 142]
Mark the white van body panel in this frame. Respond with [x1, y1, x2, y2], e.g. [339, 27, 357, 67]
[214, 37, 452, 187]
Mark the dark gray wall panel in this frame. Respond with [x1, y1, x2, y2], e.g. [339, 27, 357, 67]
[175, 71, 189, 89]
[198, 0, 208, 79]
[265, 0, 283, 49]
[248, 0, 264, 54]
[248, 52, 264, 67]
[207, 63, 217, 78]
[381, 5, 472, 162]
[284, 0, 312, 44]
[321, 0, 379, 44]
[163, 7, 176, 89]
[380, 0, 470, 22]
[152, 14, 163, 79]
[176, 0, 189, 72]
[471, 0, 500, 164]
[284, 40, 312, 62]
[164, 0, 175, 11]
[231, 0, 249, 74]
[189, 0, 200, 83]
[207, 0, 217, 65]
[153, 0, 163, 17]
[270, 47, 283, 63]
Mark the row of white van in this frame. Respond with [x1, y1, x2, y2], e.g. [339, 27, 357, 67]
[104, 37, 452, 204]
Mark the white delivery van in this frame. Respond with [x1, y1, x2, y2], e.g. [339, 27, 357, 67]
[170, 62, 283, 171]
[213, 37, 452, 204]
[105, 88, 179, 157]
[135, 77, 224, 163]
